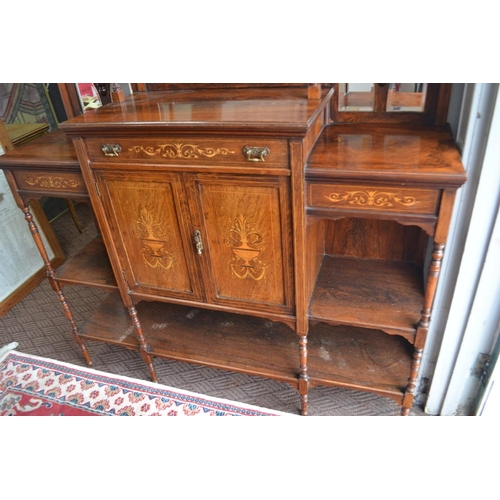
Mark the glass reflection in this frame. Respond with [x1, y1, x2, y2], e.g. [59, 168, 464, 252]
[384, 136, 421, 166]
[337, 135, 373, 164]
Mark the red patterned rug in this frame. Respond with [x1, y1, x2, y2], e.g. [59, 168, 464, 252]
[0, 351, 291, 416]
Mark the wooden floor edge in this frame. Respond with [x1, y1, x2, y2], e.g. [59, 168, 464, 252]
[0, 256, 65, 317]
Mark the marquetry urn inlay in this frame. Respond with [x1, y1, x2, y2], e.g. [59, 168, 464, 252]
[128, 143, 235, 159]
[135, 207, 173, 270]
[226, 215, 266, 281]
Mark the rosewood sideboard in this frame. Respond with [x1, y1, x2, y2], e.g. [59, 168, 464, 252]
[0, 85, 466, 415]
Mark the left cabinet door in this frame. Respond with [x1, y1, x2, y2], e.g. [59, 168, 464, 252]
[95, 170, 203, 301]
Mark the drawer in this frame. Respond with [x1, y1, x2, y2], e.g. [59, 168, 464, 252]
[307, 183, 439, 215]
[14, 170, 87, 195]
[85, 136, 289, 168]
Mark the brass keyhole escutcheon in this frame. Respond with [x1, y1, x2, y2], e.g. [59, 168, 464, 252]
[194, 230, 204, 255]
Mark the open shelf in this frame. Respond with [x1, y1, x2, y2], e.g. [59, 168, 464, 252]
[79, 292, 411, 401]
[309, 255, 424, 341]
[55, 236, 118, 291]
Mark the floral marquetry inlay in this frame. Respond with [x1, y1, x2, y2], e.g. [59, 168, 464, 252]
[24, 176, 80, 189]
[129, 143, 235, 159]
[226, 215, 266, 281]
[325, 190, 418, 208]
[135, 207, 173, 270]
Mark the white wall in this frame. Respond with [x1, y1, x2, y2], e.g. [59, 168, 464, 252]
[419, 84, 500, 415]
[0, 169, 54, 303]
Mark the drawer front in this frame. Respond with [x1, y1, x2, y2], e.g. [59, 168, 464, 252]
[85, 137, 289, 168]
[14, 170, 87, 195]
[308, 183, 439, 214]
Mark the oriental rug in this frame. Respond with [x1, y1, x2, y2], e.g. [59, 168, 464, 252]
[0, 351, 291, 416]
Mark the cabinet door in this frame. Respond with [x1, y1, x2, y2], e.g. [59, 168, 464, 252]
[96, 170, 203, 301]
[189, 174, 294, 315]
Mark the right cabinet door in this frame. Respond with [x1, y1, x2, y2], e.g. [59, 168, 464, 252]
[189, 174, 294, 315]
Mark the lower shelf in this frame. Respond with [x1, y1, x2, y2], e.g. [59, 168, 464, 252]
[80, 293, 412, 402]
[80, 293, 139, 349]
[308, 322, 411, 401]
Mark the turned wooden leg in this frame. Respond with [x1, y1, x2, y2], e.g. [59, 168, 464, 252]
[402, 347, 423, 416]
[127, 305, 158, 383]
[402, 242, 445, 415]
[22, 206, 93, 366]
[419, 243, 445, 331]
[298, 335, 310, 416]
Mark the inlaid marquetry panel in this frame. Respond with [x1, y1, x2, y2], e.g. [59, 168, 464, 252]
[85, 137, 289, 168]
[97, 172, 201, 300]
[307, 183, 439, 215]
[14, 171, 87, 194]
[193, 176, 293, 312]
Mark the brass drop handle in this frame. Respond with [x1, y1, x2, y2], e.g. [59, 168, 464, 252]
[243, 146, 270, 162]
[194, 230, 204, 255]
[101, 144, 122, 157]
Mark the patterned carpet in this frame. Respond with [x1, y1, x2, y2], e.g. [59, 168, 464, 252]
[0, 202, 427, 416]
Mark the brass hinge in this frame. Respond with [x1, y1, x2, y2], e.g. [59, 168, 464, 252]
[95, 181, 101, 198]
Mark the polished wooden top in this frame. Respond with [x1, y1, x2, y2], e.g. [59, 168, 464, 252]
[61, 88, 334, 136]
[306, 124, 467, 187]
[0, 129, 78, 170]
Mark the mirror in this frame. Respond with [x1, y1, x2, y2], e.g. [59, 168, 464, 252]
[338, 83, 428, 114]
[333, 83, 448, 125]
[338, 83, 374, 112]
[386, 83, 427, 112]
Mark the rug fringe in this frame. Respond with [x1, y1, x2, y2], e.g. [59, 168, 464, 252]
[0, 342, 19, 363]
